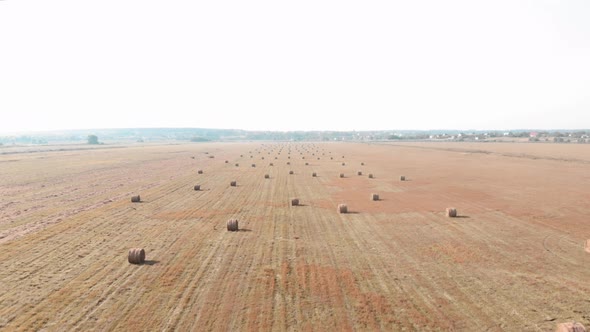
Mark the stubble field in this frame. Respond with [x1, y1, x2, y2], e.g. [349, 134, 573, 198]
[0, 141, 589, 331]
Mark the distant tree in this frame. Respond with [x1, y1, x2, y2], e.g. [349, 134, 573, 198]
[87, 135, 99, 145]
[190, 136, 210, 142]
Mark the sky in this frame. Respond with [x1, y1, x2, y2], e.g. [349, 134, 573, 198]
[1, 0, 589, 133]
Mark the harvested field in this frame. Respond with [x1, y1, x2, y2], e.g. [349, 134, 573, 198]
[0, 141, 589, 331]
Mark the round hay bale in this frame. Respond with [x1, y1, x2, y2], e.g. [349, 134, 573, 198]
[291, 198, 299, 206]
[302, 157, 305, 159]
[230, 181, 237, 187]
[400, 176, 406, 181]
[194, 185, 201, 191]
[289, 170, 294, 174]
[198, 170, 203, 174]
[131, 195, 141, 203]
[265, 174, 270, 179]
[227, 219, 239, 232]
[287, 162, 291, 165]
[371, 193, 379, 201]
[446, 208, 457, 218]
[317, 157, 320, 160]
[361, 162, 364, 166]
[368, 174, 374, 179]
[357, 171, 362, 176]
[342, 162, 345, 166]
[312, 172, 317, 177]
[555, 322, 587, 332]
[235, 163, 239, 167]
[225, 160, 229, 163]
[240, 154, 243, 157]
[339, 173, 344, 178]
[252, 164, 256, 167]
[338, 204, 348, 214]
[128, 248, 145, 264]
[330, 157, 333, 160]
[305, 162, 309, 165]
[270, 163, 274, 166]
[261, 157, 265, 160]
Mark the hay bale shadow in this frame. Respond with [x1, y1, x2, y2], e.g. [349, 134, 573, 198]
[455, 215, 470, 219]
[143, 260, 159, 266]
[239, 228, 252, 232]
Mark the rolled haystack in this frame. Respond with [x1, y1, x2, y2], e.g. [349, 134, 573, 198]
[555, 322, 587, 332]
[225, 160, 229, 163]
[265, 174, 270, 179]
[252, 164, 256, 167]
[198, 170, 203, 174]
[357, 171, 362, 176]
[270, 163, 274, 166]
[230, 181, 237, 187]
[302, 157, 305, 159]
[342, 162, 346, 166]
[400, 176, 405, 181]
[361, 162, 364, 165]
[131, 195, 141, 203]
[235, 163, 239, 167]
[287, 162, 291, 165]
[371, 193, 379, 201]
[368, 174, 374, 179]
[291, 198, 299, 206]
[338, 204, 348, 214]
[446, 208, 457, 218]
[585, 239, 590, 253]
[240, 154, 243, 157]
[312, 172, 317, 177]
[261, 157, 265, 160]
[275, 157, 278, 159]
[289, 170, 294, 174]
[305, 162, 309, 165]
[330, 157, 333, 160]
[194, 185, 201, 191]
[340, 173, 344, 178]
[128, 248, 145, 264]
[227, 219, 239, 232]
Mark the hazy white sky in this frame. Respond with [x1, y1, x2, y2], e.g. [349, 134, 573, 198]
[1, 0, 589, 133]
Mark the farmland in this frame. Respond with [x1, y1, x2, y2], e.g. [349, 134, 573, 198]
[0, 142, 589, 331]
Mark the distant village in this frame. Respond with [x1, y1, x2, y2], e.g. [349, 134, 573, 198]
[1, 128, 589, 146]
